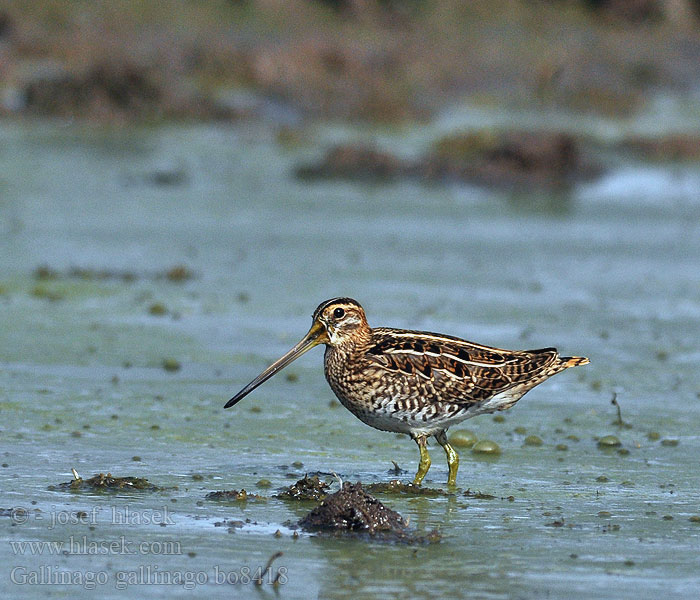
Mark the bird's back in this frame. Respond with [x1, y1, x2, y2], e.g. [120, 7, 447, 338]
[356, 327, 584, 407]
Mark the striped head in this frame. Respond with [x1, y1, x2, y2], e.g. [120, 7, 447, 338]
[311, 297, 370, 347]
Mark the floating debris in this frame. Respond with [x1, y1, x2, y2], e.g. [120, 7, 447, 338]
[296, 131, 601, 190]
[597, 435, 622, 448]
[545, 519, 566, 528]
[388, 460, 406, 475]
[162, 358, 181, 372]
[299, 482, 405, 534]
[610, 393, 632, 429]
[0, 507, 28, 518]
[54, 472, 162, 492]
[472, 440, 501, 455]
[30, 264, 196, 284]
[30, 285, 64, 301]
[299, 482, 439, 543]
[213, 519, 245, 532]
[142, 167, 188, 188]
[620, 134, 700, 161]
[449, 430, 478, 448]
[366, 480, 447, 497]
[295, 144, 404, 182]
[148, 303, 168, 316]
[205, 489, 262, 502]
[255, 552, 284, 586]
[34, 265, 59, 280]
[464, 490, 497, 500]
[524, 435, 543, 446]
[162, 265, 195, 282]
[277, 475, 330, 501]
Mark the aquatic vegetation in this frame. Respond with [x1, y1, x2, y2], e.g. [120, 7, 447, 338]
[449, 430, 478, 448]
[205, 489, 263, 502]
[471, 440, 501, 455]
[54, 471, 162, 492]
[277, 475, 330, 502]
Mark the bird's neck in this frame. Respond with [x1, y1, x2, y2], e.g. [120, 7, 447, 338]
[329, 325, 373, 358]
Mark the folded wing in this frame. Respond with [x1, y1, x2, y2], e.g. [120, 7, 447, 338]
[366, 328, 560, 405]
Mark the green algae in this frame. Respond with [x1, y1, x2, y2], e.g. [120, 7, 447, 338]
[449, 429, 478, 448]
[471, 440, 501, 455]
[54, 472, 163, 492]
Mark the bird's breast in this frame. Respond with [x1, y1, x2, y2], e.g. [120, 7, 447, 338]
[323, 346, 378, 407]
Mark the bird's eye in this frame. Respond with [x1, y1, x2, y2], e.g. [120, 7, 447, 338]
[333, 307, 345, 319]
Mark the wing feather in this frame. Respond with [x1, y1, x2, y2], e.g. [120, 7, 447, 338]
[366, 328, 559, 405]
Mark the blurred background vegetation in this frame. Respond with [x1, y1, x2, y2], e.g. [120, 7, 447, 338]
[2, 0, 700, 124]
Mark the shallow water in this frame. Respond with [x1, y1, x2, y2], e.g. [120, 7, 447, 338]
[1, 118, 699, 599]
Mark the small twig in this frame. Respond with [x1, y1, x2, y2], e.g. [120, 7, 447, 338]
[255, 551, 283, 586]
[611, 393, 623, 427]
[71, 468, 81, 481]
[331, 471, 343, 490]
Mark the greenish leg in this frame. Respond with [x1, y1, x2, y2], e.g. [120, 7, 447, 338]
[435, 430, 460, 487]
[412, 435, 431, 486]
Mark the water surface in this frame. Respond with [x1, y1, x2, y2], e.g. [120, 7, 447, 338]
[1, 118, 699, 599]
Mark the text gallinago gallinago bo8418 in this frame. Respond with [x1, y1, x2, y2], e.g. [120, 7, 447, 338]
[225, 298, 588, 486]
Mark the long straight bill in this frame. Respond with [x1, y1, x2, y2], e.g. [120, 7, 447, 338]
[224, 321, 327, 408]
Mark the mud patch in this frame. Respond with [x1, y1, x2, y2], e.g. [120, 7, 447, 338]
[53, 472, 162, 492]
[299, 482, 404, 534]
[22, 61, 237, 122]
[277, 475, 330, 502]
[620, 134, 700, 161]
[295, 131, 602, 190]
[205, 489, 264, 502]
[33, 264, 196, 283]
[365, 480, 447, 497]
[298, 481, 440, 543]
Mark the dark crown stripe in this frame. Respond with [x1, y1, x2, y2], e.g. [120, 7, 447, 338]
[312, 297, 363, 320]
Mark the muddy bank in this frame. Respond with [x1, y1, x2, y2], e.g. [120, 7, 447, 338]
[20, 61, 240, 122]
[296, 130, 602, 189]
[2, 1, 700, 122]
[620, 133, 700, 160]
[277, 474, 330, 502]
[205, 489, 264, 501]
[51, 472, 163, 492]
[298, 481, 441, 543]
[299, 482, 405, 533]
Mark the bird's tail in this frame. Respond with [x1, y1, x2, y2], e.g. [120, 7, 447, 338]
[561, 356, 589, 368]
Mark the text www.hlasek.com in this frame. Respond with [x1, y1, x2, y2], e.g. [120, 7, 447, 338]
[10, 536, 181, 556]
[10, 565, 289, 590]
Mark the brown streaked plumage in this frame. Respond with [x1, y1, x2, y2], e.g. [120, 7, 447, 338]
[225, 298, 589, 486]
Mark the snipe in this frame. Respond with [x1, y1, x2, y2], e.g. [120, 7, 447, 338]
[225, 298, 588, 486]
